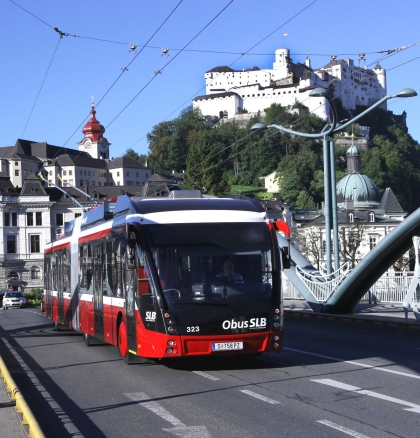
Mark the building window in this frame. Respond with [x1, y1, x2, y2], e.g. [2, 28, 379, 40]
[49, 171, 53, 176]
[92, 181, 95, 186]
[36, 212, 42, 226]
[136, 172, 139, 177]
[117, 171, 120, 177]
[368, 212, 375, 222]
[348, 212, 354, 223]
[80, 170, 82, 175]
[4, 213, 9, 226]
[63, 170, 67, 176]
[12, 213, 17, 226]
[88, 171, 91, 176]
[92, 171, 95, 176]
[27, 212, 34, 226]
[369, 236, 377, 250]
[31, 266, 41, 279]
[86, 180, 89, 186]
[75, 213, 81, 218]
[15, 169, 19, 176]
[80, 180, 83, 186]
[7, 235, 16, 253]
[84, 170, 87, 176]
[56, 213, 64, 226]
[30, 235, 40, 253]
[69, 170, 73, 175]
[126, 171, 129, 177]
[146, 172, 149, 178]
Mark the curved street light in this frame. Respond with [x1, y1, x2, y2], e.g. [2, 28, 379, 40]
[252, 87, 417, 275]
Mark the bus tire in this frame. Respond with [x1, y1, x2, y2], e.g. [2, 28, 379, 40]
[118, 322, 128, 358]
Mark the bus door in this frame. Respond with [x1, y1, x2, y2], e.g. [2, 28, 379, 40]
[124, 245, 137, 354]
[57, 251, 64, 324]
[93, 243, 104, 340]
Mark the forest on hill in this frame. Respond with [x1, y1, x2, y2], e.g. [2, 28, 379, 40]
[128, 103, 420, 213]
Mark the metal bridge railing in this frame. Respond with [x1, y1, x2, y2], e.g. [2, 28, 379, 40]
[295, 263, 351, 302]
[283, 271, 415, 304]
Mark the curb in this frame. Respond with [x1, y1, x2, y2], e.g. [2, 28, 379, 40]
[284, 309, 420, 330]
[0, 356, 45, 438]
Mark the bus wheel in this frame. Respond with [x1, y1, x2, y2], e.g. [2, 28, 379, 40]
[118, 322, 128, 358]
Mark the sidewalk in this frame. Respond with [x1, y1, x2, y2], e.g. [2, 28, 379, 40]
[284, 299, 420, 328]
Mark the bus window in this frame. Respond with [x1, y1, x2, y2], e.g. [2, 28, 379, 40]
[114, 239, 125, 297]
[103, 241, 114, 297]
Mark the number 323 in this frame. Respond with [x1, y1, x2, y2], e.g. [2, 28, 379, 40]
[186, 326, 199, 332]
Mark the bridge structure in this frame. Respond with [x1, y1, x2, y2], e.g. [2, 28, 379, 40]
[278, 207, 420, 318]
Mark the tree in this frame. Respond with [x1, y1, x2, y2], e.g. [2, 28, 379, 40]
[124, 148, 147, 164]
[183, 132, 230, 197]
[339, 222, 365, 268]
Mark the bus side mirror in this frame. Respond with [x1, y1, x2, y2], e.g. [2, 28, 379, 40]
[281, 246, 290, 270]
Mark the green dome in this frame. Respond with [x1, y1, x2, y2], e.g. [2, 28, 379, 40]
[336, 173, 380, 209]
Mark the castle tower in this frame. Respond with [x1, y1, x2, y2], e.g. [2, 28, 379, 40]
[374, 62, 387, 96]
[78, 101, 110, 159]
[272, 48, 290, 80]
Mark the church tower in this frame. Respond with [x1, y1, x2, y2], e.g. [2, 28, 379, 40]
[78, 100, 110, 159]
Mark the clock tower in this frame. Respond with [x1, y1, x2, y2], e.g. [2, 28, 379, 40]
[78, 100, 110, 159]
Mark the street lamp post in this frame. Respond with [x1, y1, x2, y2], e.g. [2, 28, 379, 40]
[252, 87, 417, 275]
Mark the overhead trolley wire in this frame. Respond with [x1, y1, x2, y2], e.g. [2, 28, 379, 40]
[129, 0, 319, 151]
[21, 37, 62, 137]
[58, 0, 184, 155]
[105, 0, 235, 129]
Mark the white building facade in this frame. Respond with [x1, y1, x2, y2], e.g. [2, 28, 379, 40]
[193, 48, 386, 122]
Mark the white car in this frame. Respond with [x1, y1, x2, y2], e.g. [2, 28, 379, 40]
[2, 291, 26, 309]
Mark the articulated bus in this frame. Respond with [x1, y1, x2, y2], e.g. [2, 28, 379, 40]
[43, 191, 289, 363]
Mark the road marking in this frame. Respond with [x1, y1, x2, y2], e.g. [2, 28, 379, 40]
[239, 389, 280, 404]
[312, 378, 420, 414]
[125, 392, 212, 437]
[285, 347, 420, 380]
[317, 420, 370, 438]
[192, 371, 220, 381]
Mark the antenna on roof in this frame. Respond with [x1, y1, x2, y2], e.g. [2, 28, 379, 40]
[57, 174, 98, 204]
[38, 173, 86, 210]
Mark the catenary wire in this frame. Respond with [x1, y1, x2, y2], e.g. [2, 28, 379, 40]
[57, 0, 184, 156]
[105, 0, 235, 129]
[129, 0, 319, 150]
[21, 37, 62, 137]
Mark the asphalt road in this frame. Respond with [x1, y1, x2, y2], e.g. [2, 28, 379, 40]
[0, 308, 419, 438]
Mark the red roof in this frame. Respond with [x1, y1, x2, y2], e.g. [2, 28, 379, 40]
[80, 105, 105, 142]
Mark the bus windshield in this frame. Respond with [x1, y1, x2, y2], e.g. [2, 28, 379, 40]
[143, 223, 275, 320]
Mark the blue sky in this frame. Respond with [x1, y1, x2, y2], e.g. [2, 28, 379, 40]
[2, 0, 420, 159]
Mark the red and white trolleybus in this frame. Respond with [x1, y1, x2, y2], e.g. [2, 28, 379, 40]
[43, 191, 289, 363]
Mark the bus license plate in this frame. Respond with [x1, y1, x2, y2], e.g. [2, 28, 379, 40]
[212, 342, 243, 351]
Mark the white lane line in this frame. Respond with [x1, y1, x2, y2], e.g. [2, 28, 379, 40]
[125, 392, 184, 426]
[240, 389, 280, 404]
[192, 371, 220, 381]
[3, 338, 84, 437]
[312, 378, 420, 414]
[125, 392, 213, 438]
[285, 347, 420, 380]
[317, 420, 370, 438]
